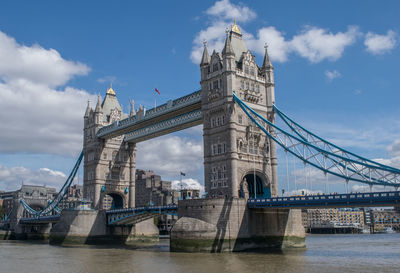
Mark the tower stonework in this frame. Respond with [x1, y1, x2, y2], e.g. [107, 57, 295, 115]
[201, 24, 278, 199]
[83, 86, 136, 209]
[171, 22, 305, 252]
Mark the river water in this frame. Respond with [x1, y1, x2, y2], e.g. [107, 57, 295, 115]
[1, 234, 399, 273]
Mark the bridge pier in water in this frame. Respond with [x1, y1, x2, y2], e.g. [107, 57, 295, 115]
[49, 210, 158, 245]
[171, 198, 304, 252]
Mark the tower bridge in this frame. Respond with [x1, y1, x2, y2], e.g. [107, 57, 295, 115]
[7, 21, 400, 252]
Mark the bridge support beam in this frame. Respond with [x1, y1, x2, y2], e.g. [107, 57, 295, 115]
[170, 198, 305, 252]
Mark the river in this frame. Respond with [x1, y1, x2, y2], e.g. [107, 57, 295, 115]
[1, 234, 399, 273]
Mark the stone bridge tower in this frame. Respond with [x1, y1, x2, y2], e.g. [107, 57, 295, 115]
[201, 22, 278, 199]
[83, 86, 136, 209]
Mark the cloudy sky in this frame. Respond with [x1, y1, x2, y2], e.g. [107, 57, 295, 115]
[0, 0, 399, 194]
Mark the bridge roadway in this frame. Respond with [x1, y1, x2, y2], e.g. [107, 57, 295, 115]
[16, 191, 400, 225]
[96, 90, 202, 141]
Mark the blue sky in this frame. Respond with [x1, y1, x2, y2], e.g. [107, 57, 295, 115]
[0, 0, 399, 193]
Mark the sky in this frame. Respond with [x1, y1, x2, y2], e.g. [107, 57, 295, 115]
[0, 0, 399, 194]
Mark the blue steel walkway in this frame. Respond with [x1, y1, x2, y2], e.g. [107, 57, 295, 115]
[106, 205, 178, 225]
[248, 191, 400, 209]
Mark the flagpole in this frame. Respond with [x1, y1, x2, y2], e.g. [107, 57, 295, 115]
[180, 172, 183, 199]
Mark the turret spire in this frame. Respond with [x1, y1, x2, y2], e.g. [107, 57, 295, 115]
[84, 100, 91, 118]
[95, 94, 102, 113]
[106, 83, 116, 96]
[262, 43, 273, 69]
[129, 97, 135, 116]
[200, 40, 210, 66]
[231, 18, 241, 34]
[222, 28, 234, 56]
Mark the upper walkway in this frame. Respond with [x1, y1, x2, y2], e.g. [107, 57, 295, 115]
[96, 90, 202, 142]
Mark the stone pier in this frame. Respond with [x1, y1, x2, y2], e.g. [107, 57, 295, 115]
[49, 210, 158, 245]
[170, 198, 305, 252]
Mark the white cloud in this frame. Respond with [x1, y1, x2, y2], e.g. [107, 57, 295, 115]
[388, 139, 400, 157]
[136, 135, 203, 178]
[0, 31, 89, 87]
[0, 165, 68, 191]
[0, 30, 96, 155]
[290, 26, 360, 63]
[364, 30, 397, 55]
[97, 75, 116, 84]
[190, 20, 227, 64]
[171, 178, 204, 193]
[325, 69, 341, 80]
[246, 27, 290, 62]
[192, 1, 361, 64]
[205, 0, 256, 23]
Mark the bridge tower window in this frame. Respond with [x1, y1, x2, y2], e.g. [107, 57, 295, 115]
[213, 80, 219, 89]
[213, 63, 218, 72]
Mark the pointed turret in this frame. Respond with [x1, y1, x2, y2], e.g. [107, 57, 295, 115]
[95, 94, 102, 113]
[84, 100, 91, 117]
[222, 29, 234, 56]
[262, 44, 273, 70]
[129, 98, 135, 116]
[200, 40, 210, 66]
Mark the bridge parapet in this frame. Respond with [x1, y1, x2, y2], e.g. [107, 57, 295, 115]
[97, 90, 201, 139]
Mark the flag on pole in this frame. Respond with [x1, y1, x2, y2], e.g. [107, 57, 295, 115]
[180, 172, 186, 176]
[155, 88, 160, 95]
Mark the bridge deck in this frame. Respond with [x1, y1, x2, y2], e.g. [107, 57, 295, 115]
[106, 205, 178, 225]
[248, 191, 400, 209]
[19, 215, 61, 224]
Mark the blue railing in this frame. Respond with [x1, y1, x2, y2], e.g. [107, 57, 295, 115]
[106, 205, 178, 225]
[19, 215, 61, 224]
[247, 191, 400, 209]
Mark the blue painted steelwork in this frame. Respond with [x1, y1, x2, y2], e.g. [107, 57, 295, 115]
[20, 151, 84, 217]
[124, 109, 202, 143]
[232, 93, 400, 187]
[97, 90, 202, 139]
[274, 105, 400, 172]
[248, 191, 400, 209]
[106, 205, 178, 225]
[19, 215, 61, 224]
[0, 206, 13, 222]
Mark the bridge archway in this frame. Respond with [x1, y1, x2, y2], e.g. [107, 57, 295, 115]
[102, 193, 124, 210]
[240, 172, 271, 199]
